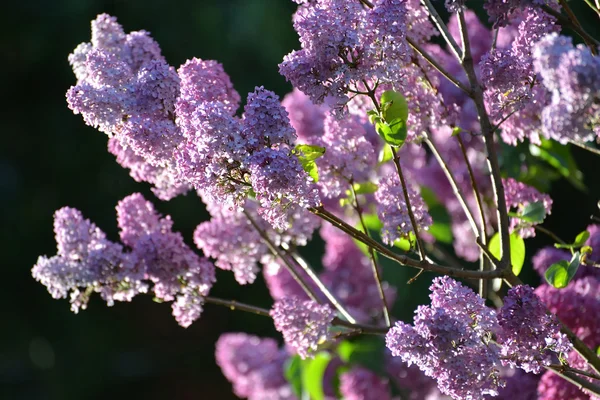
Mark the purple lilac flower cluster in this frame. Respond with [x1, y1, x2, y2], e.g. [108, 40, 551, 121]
[215, 333, 296, 400]
[386, 277, 502, 399]
[496, 285, 571, 373]
[280, 0, 409, 107]
[68, 15, 319, 229]
[32, 193, 215, 327]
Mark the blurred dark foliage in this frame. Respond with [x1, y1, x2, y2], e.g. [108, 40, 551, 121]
[0, 1, 599, 399]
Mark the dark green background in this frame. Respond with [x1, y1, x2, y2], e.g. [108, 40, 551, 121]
[1, 1, 599, 399]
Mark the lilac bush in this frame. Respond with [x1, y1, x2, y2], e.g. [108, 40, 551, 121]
[34, 1, 600, 399]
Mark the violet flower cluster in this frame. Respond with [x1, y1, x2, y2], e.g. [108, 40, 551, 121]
[33, 193, 215, 327]
[270, 297, 335, 359]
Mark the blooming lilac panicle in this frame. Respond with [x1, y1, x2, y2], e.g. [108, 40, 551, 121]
[176, 57, 240, 136]
[242, 87, 297, 151]
[280, 0, 408, 107]
[116, 193, 215, 326]
[248, 148, 320, 230]
[215, 333, 296, 400]
[270, 297, 335, 359]
[339, 367, 392, 400]
[375, 173, 432, 245]
[32, 207, 144, 312]
[533, 33, 600, 143]
[68, 42, 93, 82]
[480, 7, 558, 145]
[497, 285, 571, 373]
[503, 177, 552, 238]
[174, 102, 249, 207]
[386, 277, 502, 400]
[484, 0, 557, 27]
[315, 112, 376, 198]
[123, 30, 164, 72]
[194, 209, 265, 285]
[535, 277, 600, 347]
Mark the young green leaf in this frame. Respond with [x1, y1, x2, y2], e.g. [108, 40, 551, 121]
[284, 355, 303, 398]
[378, 144, 393, 164]
[376, 118, 407, 147]
[554, 230, 591, 249]
[488, 232, 526, 276]
[295, 144, 326, 161]
[301, 352, 331, 400]
[545, 260, 570, 289]
[516, 201, 547, 223]
[302, 160, 319, 182]
[380, 90, 409, 123]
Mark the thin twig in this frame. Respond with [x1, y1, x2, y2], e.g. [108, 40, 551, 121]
[390, 147, 427, 262]
[424, 135, 480, 238]
[309, 206, 507, 280]
[243, 209, 356, 323]
[548, 364, 600, 381]
[535, 225, 568, 245]
[546, 366, 600, 396]
[570, 140, 600, 157]
[406, 37, 472, 96]
[557, 0, 598, 55]
[456, 134, 491, 297]
[283, 247, 358, 324]
[541, 4, 600, 51]
[456, 10, 512, 269]
[203, 296, 388, 335]
[349, 183, 391, 327]
[420, 0, 463, 60]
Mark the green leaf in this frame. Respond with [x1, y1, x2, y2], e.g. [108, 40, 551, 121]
[284, 355, 303, 398]
[302, 160, 319, 182]
[515, 201, 546, 223]
[566, 252, 582, 281]
[367, 109, 380, 125]
[545, 260, 570, 288]
[574, 231, 590, 247]
[376, 118, 407, 148]
[529, 139, 586, 191]
[596, 346, 600, 357]
[380, 90, 409, 123]
[394, 232, 415, 252]
[301, 352, 331, 400]
[554, 230, 590, 249]
[295, 144, 326, 161]
[488, 232, 526, 276]
[544, 252, 582, 289]
[378, 144, 393, 164]
[352, 182, 378, 195]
